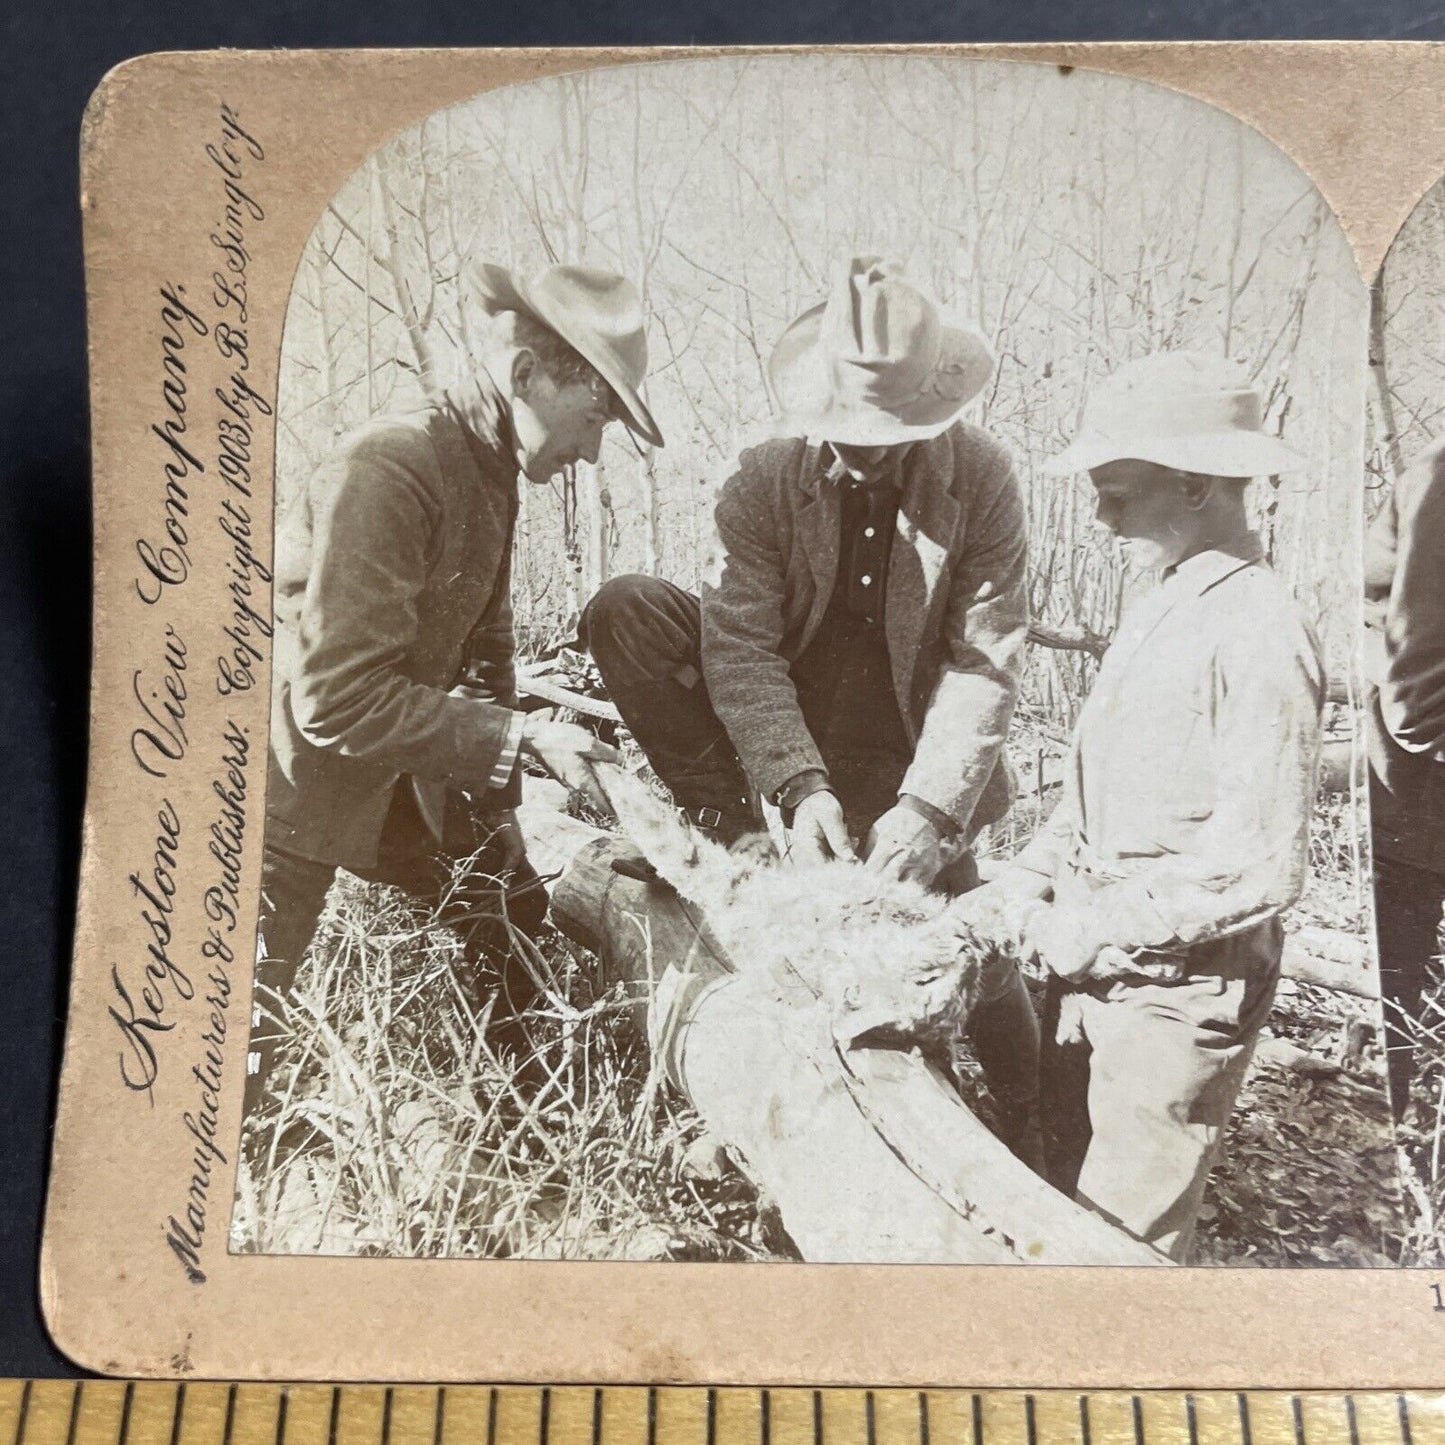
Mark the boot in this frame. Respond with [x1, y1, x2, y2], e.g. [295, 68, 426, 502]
[991, 1091, 1047, 1175]
[966, 965, 1046, 1176]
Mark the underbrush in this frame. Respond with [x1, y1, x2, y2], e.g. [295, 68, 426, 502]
[232, 876, 771, 1260]
[1388, 966, 1445, 1265]
[1191, 788, 1402, 1266]
[235, 761, 1405, 1265]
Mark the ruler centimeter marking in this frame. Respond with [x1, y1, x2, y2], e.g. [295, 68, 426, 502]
[3, 1387, 1445, 1445]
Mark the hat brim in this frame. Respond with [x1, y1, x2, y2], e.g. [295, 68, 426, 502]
[473, 262, 665, 449]
[1043, 429, 1304, 478]
[769, 304, 994, 447]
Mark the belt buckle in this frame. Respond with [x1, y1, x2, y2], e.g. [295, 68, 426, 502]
[691, 806, 723, 831]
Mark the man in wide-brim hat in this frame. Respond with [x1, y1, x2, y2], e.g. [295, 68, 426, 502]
[580, 255, 1041, 1161]
[254, 260, 662, 1118]
[960, 351, 1325, 1261]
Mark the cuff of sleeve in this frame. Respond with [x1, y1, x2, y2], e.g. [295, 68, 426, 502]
[751, 734, 830, 799]
[773, 768, 831, 811]
[1079, 882, 1182, 954]
[774, 769, 833, 828]
[898, 792, 960, 839]
[486, 710, 526, 791]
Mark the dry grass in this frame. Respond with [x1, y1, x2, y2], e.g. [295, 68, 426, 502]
[235, 736, 1405, 1265]
[1387, 960, 1445, 1265]
[231, 869, 773, 1261]
[1189, 789, 1403, 1266]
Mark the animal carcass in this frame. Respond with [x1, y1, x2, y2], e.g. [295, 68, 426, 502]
[517, 768, 1168, 1268]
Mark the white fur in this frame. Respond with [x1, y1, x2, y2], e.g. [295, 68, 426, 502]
[601, 767, 991, 1047]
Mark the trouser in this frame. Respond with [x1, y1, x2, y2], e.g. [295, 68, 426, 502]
[578, 575, 757, 835]
[579, 574, 938, 841]
[1373, 851, 1445, 1124]
[1039, 959, 1278, 1261]
[249, 783, 547, 1118]
[579, 573, 1041, 1160]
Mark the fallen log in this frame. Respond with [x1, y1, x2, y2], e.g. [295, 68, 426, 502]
[515, 665, 622, 723]
[1317, 736, 1360, 797]
[518, 801, 1168, 1267]
[1282, 926, 1379, 999]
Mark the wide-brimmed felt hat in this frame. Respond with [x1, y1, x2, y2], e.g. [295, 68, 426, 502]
[768, 256, 995, 447]
[471, 261, 664, 449]
[1044, 352, 1301, 478]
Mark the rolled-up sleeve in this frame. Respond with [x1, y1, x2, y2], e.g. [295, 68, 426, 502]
[900, 446, 1029, 828]
[290, 443, 516, 790]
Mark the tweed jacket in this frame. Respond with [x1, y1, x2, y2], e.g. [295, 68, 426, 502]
[1366, 438, 1445, 875]
[1005, 542, 1324, 981]
[266, 377, 523, 871]
[699, 425, 1029, 832]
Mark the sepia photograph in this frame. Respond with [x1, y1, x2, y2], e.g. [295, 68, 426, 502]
[232, 53, 1401, 1268]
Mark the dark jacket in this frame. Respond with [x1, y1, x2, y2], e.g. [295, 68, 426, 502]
[266, 377, 522, 871]
[699, 425, 1029, 832]
[1367, 437, 1445, 875]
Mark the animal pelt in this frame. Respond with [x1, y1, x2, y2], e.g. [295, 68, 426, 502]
[598, 766, 1001, 1050]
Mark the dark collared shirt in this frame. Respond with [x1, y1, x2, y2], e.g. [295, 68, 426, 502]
[821, 445, 902, 625]
[784, 446, 913, 827]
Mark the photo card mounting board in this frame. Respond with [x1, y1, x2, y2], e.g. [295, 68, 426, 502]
[43, 41, 1445, 1384]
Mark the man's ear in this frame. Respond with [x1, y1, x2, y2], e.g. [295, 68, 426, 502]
[510, 348, 540, 398]
[1179, 474, 1215, 511]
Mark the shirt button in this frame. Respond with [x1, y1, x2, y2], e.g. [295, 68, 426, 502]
[860, 574, 873, 586]
[864, 527, 876, 538]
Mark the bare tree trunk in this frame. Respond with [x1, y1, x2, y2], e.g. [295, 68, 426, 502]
[1370, 268, 1407, 480]
[365, 162, 376, 413]
[590, 467, 613, 591]
[638, 447, 661, 576]
[444, 108, 476, 366]
[312, 234, 342, 445]
[561, 467, 583, 628]
[1223, 127, 1246, 354]
[372, 156, 442, 401]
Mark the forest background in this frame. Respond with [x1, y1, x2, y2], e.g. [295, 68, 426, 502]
[243, 57, 1403, 1265]
[275, 57, 1366, 698]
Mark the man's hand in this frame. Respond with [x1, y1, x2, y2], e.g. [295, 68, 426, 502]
[787, 789, 856, 866]
[519, 715, 621, 816]
[949, 880, 1049, 943]
[477, 807, 527, 874]
[1019, 903, 1107, 982]
[1022, 905, 1184, 984]
[862, 804, 947, 885]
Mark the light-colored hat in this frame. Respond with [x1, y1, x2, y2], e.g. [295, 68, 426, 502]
[768, 256, 995, 447]
[471, 261, 664, 449]
[1044, 352, 1301, 478]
